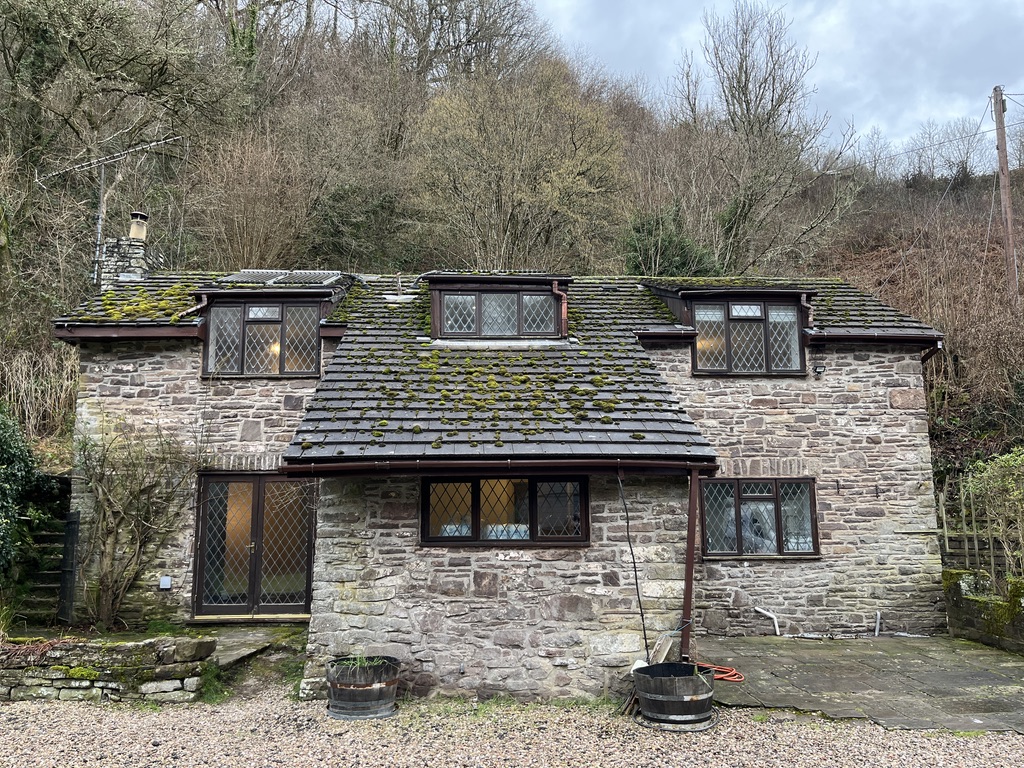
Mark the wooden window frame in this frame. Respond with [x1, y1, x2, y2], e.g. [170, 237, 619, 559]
[194, 473, 317, 617]
[434, 290, 560, 339]
[700, 477, 819, 558]
[204, 300, 322, 377]
[691, 300, 805, 375]
[420, 476, 589, 547]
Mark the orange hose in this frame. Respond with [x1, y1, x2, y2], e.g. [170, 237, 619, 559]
[702, 663, 745, 683]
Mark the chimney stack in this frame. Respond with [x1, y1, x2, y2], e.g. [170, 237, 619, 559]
[98, 212, 151, 291]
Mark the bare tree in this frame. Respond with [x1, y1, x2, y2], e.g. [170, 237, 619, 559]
[346, 0, 550, 87]
[856, 126, 899, 182]
[413, 57, 623, 272]
[186, 128, 326, 270]
[77, 419, 200, 627]
[671, 0, 856, 274]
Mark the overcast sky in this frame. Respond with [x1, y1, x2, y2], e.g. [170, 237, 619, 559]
[532, 0, 1024, 149]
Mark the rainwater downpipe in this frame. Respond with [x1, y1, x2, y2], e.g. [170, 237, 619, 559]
[680, 468, 700, 661]
[552, 280, 568, 337]
[176, 293, 209, 320]
[754, 606, 781, 636]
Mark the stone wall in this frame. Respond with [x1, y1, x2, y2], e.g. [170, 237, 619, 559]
[944, 571, 1024, 655]
[648, 343, 946, 636]
[71, 339, 331, 624]
[302, 474, 692, 701]
[0, 636, 216, 703]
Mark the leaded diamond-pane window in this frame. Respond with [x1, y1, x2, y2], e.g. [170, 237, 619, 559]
[481, 478, 529, 540]
[768, 306, 801, 371]
[693, 301, 803, 374]
[438, 291, 561, 338]
[741, 499, 778, 554]
[204, 301, 321, 376]
[537, 481, 582, 538]
[694, 305, 727, 370]
[443, 294, 476, 334]
[523, 294, 556, 333]
[730, 321, 766, 373]
[423, 477, 587, 544]
[780, 482, 814, 553]
[481, 293, 518, 336]
[730, 303, 763, 319]
[245, 323, 281, 374]
[201, 481, 253, 607]
[702, 478, 818, 557]
[197, 475, 315, 617]
[428, 482, 472, 537]
[259, 481, 313, 606]
[284, 306, 319, 373]
[208, 306, 243, 374]
[703, 482, 736, 553]
[248, 305, 281, 321]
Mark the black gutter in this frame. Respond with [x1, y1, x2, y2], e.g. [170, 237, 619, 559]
[804, 330, 943, 346]
[53, 325, 201, 342]
[280, 457, 719, 478]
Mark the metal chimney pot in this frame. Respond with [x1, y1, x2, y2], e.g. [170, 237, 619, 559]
[129, 211, 149, 241]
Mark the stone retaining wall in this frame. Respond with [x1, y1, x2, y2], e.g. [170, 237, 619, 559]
[944, 571, 1024, 655]
[0, 636, 216, 703]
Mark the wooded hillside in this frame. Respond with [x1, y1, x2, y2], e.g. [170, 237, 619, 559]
[1, 0, 1022, 483]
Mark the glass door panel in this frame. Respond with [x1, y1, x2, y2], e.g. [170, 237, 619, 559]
[200, 481, 254, 614]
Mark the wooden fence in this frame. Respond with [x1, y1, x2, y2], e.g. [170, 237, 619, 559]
[938, 485, 1014, 584]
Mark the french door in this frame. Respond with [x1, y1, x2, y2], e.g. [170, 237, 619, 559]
[195, 475, 315, 617]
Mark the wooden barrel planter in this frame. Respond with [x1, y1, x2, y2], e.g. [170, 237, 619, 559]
[632, 662, 716, 728]
[325, 656, 402, 720]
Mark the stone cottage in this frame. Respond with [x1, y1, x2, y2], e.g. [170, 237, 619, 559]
[55, 240, 945, 700]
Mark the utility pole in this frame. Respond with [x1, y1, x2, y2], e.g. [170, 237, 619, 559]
[993, 86, 1019, 307]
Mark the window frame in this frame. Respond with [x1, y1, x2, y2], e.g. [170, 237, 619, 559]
[204, 300, 323, 377]
[420, 476, 589, 547]
[691, 299, 805, 375]
[435, 290, 560, 339]
[700, 477, 819, 558]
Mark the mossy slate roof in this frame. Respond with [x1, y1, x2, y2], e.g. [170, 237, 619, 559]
[54, 273, 225, 326]
[284, 275, 717, 470]
[54, 271, 354, 327]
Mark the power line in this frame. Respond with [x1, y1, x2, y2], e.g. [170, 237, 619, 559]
[877, 98, 993, 291]
[866, 119, 1024, 167]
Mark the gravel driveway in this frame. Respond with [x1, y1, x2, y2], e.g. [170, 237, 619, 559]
[3, 680, 1023, 768]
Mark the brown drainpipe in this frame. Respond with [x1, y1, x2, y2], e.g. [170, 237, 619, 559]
[680, 467, 700, 661]
[552, 280, 568, 336]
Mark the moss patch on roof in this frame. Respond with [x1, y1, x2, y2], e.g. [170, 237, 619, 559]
[56, 274, 222, 325]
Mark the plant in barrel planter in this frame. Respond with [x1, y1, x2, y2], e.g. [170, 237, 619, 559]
[632, 662, 717, 731]
[325, 655, 402, 720]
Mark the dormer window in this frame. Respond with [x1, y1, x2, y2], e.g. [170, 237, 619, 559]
[206, 302, 320, 375]
[441, 291, 558, 338]
[693, 300, 802, 374]
[427, 274, 569, 340]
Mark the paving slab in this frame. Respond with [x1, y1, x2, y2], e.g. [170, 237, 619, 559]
[694, 634, 1024, 732]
